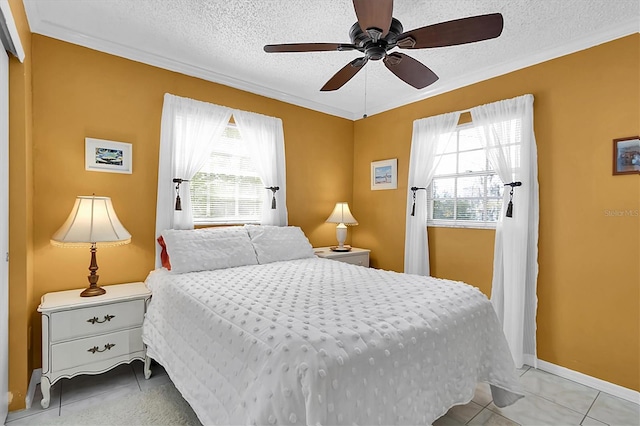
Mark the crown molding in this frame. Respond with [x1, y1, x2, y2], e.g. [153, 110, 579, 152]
[357, 18, 640, 120]
[24, 4, 354, 120]
[25, 0, 638, 122]
[0, 0, 25, 61]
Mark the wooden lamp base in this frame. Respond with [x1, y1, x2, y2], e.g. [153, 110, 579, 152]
[81, 244, 106, 297]
[80, 285, 106, 297]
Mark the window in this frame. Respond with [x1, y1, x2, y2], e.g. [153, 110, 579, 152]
[189, 124, 264, 224]
[427, 123, 505, 228]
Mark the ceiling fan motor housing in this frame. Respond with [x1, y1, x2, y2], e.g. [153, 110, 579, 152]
[349, 18, 404, 60]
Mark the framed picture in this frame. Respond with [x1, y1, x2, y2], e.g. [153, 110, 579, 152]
[371, 158, 398, 190]
[613, 136, 640, 175]
[85, 138, 132, 174]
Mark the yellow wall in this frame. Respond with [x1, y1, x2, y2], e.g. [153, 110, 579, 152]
[352, 35, 639, 391]
[7, 0, 33, 412]
[7, 24, 638, 410]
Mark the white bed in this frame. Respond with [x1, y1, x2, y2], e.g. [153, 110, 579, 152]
[142, 226, 522, 425]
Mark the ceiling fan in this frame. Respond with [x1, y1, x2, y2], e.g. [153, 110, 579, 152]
[264, 0, 504, 91]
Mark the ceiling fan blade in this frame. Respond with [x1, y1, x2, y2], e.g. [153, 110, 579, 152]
[264, 43, 356, 53]
[352, 0, 393, 38]
[321, 57, 368, 91]
[397, 13, 504, 49]
[383, 53, 438, 89]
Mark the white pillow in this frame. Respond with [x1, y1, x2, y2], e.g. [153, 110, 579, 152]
[245, 225, 315, 264]
[161, 227, 258, 274]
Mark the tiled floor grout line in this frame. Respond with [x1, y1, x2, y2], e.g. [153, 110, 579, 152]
[131, 362, 143, 392]
[465, 405, 485, 425]
[526, 389, 594, 418]
[517, 367, 614, 420]
[469, 369, 620, 426]
[579, 412, 588, 425]
[582, 391, 602, 425]
[483, 401, 523, 425]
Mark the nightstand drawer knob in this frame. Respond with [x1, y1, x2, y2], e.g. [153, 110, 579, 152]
[87, 343, 115, 354]
[87, 314, 115, 324]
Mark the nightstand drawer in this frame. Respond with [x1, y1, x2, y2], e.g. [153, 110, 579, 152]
[337, 253, 369, 267]
[50, 299, 145, 342]
[51, 327, 144, 372]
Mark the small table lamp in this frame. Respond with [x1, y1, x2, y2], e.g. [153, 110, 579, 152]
[51, 196, 131, 297]
[325, 202, 358, 251]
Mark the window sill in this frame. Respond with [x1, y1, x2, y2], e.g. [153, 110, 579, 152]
[427, 221, 497, 230]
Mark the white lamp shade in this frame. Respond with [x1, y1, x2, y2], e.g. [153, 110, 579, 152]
[51, 196, 131, 247]
[325, 202, 358, 225]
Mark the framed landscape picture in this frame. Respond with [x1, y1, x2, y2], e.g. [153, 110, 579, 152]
[613, 136, 640, 175]
[371, 158, 398, 190]
[85, 138, 132, 174]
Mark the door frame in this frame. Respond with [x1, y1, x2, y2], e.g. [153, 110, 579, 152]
[0, 44, 9, 425]
[0, 0, 25, 419]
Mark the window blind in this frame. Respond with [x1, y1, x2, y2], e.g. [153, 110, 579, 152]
[190, 125, 264, 224]
[427, 121, 521, 227]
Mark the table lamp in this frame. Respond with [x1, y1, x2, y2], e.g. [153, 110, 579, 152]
[51, 195, 131, 297]
[325, 202, 358, 251]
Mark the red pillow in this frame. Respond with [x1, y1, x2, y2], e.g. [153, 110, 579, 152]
[157, 235, 171, 270]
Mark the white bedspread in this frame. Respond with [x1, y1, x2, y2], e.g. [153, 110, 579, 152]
[142, 258, 522, 425]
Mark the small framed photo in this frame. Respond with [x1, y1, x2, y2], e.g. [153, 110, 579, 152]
[371, 158, 398, 190]
[85, 138, 132, 174]
[613, 136, 640, 175]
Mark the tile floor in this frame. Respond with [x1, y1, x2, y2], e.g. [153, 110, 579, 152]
[4, 362, 639, 425]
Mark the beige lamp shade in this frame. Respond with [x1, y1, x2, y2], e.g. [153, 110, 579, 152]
[51, 196, 131, 247]
[325, 202, 358, 225]
[51, 196, 131, 297]
[325, 202, 357, 251]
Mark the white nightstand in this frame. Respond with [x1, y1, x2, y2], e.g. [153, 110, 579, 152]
[314, 247, 370, 267]
[38, 282, 151, 409]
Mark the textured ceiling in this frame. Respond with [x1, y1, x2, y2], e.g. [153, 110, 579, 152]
[24, 0, 639, 120]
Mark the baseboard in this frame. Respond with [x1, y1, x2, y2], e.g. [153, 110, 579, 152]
[25, 368, 41, 410]
[522, 354, 538, 369]
[532, 358, 639, 405]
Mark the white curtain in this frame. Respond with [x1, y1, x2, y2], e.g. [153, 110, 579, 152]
[404, 111, 461, 275]
[471, 94, 539, 368]
[155, 94, 232, 266]
[234, 110, 288, 226]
